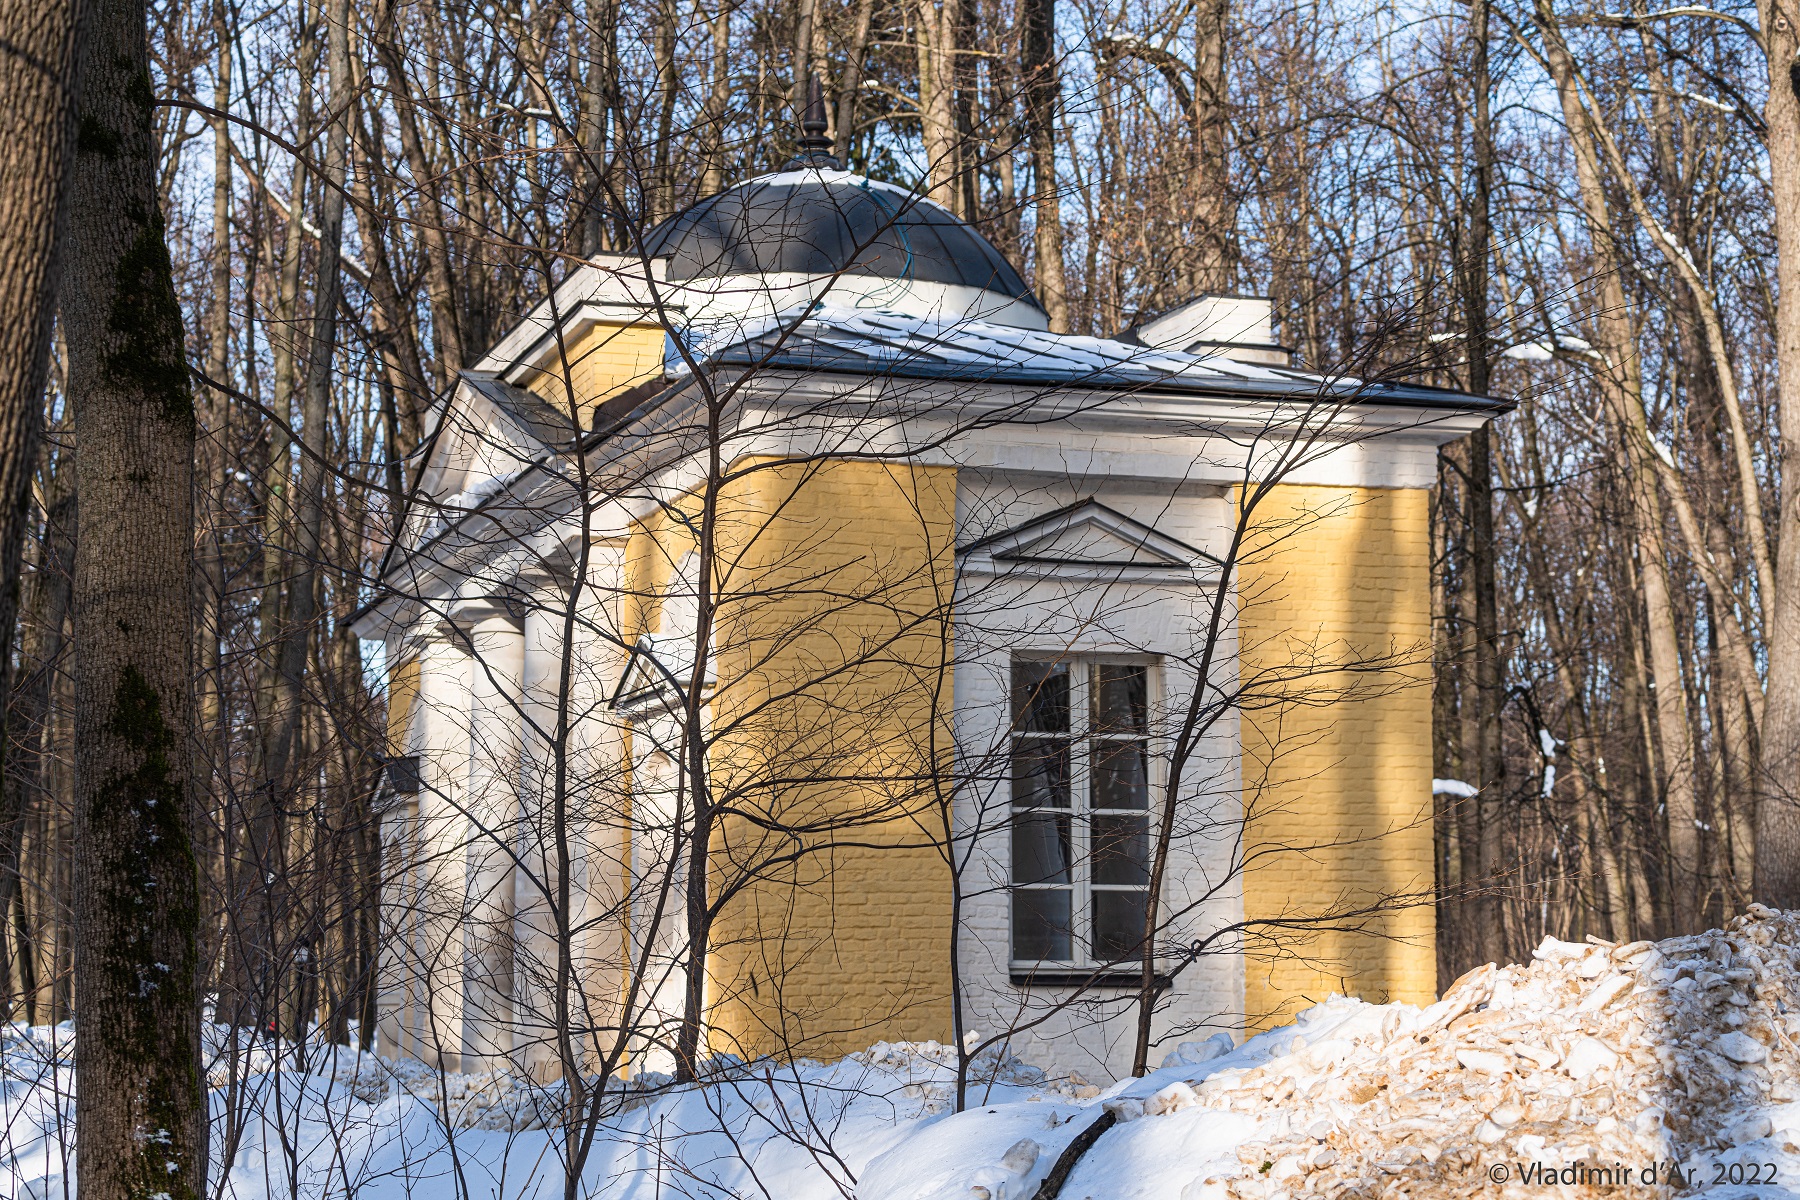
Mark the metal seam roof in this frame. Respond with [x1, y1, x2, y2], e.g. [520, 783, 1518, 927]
[688, 305, 1509, 412]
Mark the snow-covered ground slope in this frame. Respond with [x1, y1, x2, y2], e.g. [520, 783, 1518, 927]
[8, 908, 1800, 1198]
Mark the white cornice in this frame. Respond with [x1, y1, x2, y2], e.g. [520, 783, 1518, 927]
[360, 363, 1493, 631]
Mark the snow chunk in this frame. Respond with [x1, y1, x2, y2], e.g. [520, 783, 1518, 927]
[1456, 1048, 1514, 1075]
[1720, 1030, 1769, 1064]
[1503, 341, 1555, 361]
[863, 909, 1800, 1200]
[1161, 1032, 1234, 1069]
[1565, 1035, 1620, 1078]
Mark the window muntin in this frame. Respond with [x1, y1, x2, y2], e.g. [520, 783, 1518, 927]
[1010, 660, 1152, 967]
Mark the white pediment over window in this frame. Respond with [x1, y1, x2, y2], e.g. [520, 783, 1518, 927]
[958, 500, 1220, 583]
[611, 632, 717, 714]
[612, 552, 716, 714]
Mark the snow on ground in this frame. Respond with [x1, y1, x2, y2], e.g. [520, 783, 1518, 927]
[0, 1028, 1053, 1198]
[11, 908, 1800, 1198]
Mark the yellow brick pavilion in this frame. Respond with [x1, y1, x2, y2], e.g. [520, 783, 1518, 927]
[352, 139, 1503, 1083]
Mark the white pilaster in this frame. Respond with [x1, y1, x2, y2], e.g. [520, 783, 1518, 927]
[570, 540, 633, 1072]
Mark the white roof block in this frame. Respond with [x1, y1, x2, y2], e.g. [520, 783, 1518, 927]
[1135, 295, 1276, 353]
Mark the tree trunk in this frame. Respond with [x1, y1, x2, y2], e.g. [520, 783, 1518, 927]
[1446, 441, 1483, 963]
[954, 0, 979, 219]
[1190, 0, 1233, 292]
[1020, 0, 1068, 329]
[349, 91, 430, 455]
[230, 0, 315, 1033]
[0, 479, 74, 1018]
[1754, 0, 1800, 907]
[835, 0, 876, 161]
[372, 0, 466, 386]
[266, 0, 351, 1040]
[915, 0, 961, 210]
[793, 0, 818, 112]
[1506, 410, 1633, 938]
[0, 0, 88, 804]
[195, 0, 232, 948]
[1462, 0, 1505, 964]
[1535, 0, 1702, 931]
[652, 0, 678, 220]
[65, 0, 206, 1192]
[702, 0, 733, 196]
[266, 0, 349, 826]
[1430, 468, 1464, 977]
[578, 0, 620, 252]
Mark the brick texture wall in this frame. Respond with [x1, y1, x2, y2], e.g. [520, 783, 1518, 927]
[616, 459, 959, 1061]
[387, 653, 419, 753]
[1236, 483, 1437, 1027]
[706, 459, 958, 1058]
[516, 320, 664, 419]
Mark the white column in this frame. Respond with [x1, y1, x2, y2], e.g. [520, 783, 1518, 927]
[458, 604, 525, 1071]
[512, 543, 634, 1081]
[391, 626, 471, 1070]
[374, 792, 416, 1059]
[513, 583, 568, 1081]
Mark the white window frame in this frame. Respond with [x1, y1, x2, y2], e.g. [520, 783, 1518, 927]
[1007, 654, 1159, 971]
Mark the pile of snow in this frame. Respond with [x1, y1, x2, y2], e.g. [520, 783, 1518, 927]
[13, 909, 1800, 1197]
[865, 905, 1800, 1199]
[201, 1028, 597, 1129]
[1156, 905, 1800, 1199]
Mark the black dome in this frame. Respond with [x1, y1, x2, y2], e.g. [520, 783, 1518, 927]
[640, 172, 1041, 306]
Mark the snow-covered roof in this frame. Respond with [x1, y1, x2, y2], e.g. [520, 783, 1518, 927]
[682, 304, 1506, 411]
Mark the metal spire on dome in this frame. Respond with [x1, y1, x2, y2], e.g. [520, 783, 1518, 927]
[787, 74, 841, 170]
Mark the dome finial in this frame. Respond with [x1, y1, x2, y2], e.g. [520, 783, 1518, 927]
[789, 74, 840, 169]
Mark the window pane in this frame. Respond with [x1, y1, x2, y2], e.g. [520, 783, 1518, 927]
[1012, 739, 1071, 808]
[1092, 664, 1146, 734]
[1012, 661, 1070, 733]
[1012, 812, 1072, 884]
[1092, 890, 1148, 962]
[1092, 814, 1150, 885]
[1013, 889, 1073, 961]
[1093, 740, 1149, 809]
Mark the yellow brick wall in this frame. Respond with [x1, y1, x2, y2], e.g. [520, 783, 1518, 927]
[387, 654, 419, 754]
[613, 461, 958, 1061]
[1237, 484, 1437, 1027]
[517, 320, 664, 421]
[708, 458, 957, 1058]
